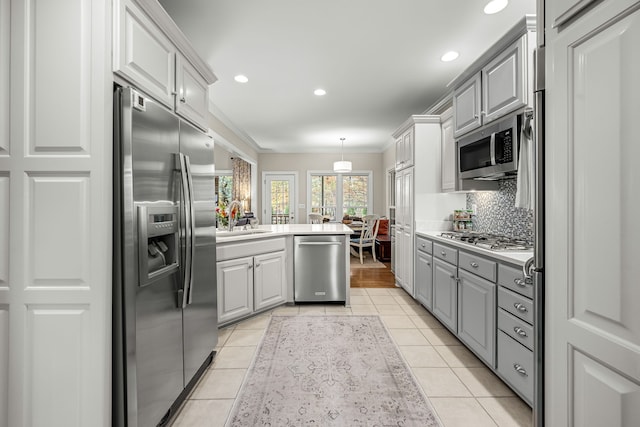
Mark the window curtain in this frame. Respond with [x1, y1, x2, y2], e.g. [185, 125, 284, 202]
[232, 157, 251, 212]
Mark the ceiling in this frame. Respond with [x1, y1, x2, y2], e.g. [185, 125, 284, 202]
[159, 0, 536, 154]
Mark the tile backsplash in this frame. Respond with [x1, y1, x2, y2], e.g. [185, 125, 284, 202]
[466, 179, 533, 242]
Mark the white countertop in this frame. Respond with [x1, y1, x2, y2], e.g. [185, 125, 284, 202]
[216, 223, 354, 243]
[415, 230, 533, 266]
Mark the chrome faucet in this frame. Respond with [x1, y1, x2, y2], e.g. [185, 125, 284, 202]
[227, 200, 243, 231]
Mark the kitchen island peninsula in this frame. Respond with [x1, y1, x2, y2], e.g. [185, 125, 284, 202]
[215, 224, 354, 326]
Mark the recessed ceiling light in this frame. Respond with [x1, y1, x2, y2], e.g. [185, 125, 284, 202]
[234, 75, 249, 83]
[484, 0, 508, 14]
[314, 89, 326, 96]
[441, 51, 459, 62]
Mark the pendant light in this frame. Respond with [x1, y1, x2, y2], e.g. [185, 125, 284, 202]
[333, 137, 352, 173]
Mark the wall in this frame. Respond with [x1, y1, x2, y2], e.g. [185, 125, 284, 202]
[258, 152, 386, 223]
[467, 178, 534, 241]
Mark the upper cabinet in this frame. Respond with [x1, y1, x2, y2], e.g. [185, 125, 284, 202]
[440, 109, 456, 193]
[451, 16, 535, 138]
[113, 0, 217, 131]
[395, 126, 414, 170]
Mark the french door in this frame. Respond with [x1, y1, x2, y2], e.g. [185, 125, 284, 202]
[263, 173, 296, 224]
[545, 0, 640, 425]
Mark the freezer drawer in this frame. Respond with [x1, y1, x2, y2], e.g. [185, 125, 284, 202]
[294, 235, 346, 302]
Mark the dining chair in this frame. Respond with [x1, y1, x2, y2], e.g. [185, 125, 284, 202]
[349, 214, 380, 264]
[308, 213, 323, 224]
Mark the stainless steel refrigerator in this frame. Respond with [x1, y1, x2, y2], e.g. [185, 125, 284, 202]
[113, 85, 218, 427]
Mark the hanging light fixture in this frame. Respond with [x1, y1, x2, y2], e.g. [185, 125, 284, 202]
[333, 137, 352, 173]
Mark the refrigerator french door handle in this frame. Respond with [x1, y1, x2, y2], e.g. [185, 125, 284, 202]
[177, 153, 193, 309]
[183, 154, 196, 305]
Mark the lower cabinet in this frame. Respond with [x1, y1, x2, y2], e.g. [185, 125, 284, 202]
[457, 269, 496, 367]
[432, 258, 458, 332]
[415, 237, 433, 310]
[217, 238, 288, 326]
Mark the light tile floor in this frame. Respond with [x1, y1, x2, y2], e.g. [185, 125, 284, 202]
[172, 287, 532, 427]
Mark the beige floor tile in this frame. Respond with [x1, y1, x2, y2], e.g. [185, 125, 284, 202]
[213, 346, 257, 369]
[398, 345, 448, 368]
[172, 399, 235, 427]
[409, 314, 445, 329]
[225, 329, 265, 347]
[477, 397, 533, 427]
[271, 305, 299, 315]
[349, 288, 368, 296]
[325, 306, 353, 315]
[393, 295, 418, 305]
[234, 314, 271, 330]
[430, 397, 497, 427]
[370, 295, 398, 305]
[374, 304, 406, 315]
[387, 328, 431, 346]
[400, 304, 430, 316]
[350, 304, 379, 314]
[365, 288, 392, 296]
[412, 368, 472, 397]
[191, 369, 247, 399]
[215, 326, 235, 350]
[453, 367, 516, 397]
[420, 327, 460, 345]
[350, 295, 374, 305]
[298, 305, 327, 314]
[380, 314, 416, 328]
[434, 345, 485, 368]
[386, 287, 410, 296]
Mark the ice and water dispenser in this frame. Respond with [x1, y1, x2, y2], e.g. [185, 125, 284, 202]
[137, 203, 179, 286]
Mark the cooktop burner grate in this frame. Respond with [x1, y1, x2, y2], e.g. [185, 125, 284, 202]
[439, 231, 533, 251]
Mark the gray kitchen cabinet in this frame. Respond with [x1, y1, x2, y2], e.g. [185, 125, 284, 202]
[217, 257, 254, 324]
[453, 73, 482, 137]
[482, 35, 528, 124]
[457, 268, 496, 367]
[433, 257, 458, 332]
[253, 251, 286, 311]
[440, 110, 456, 193]
[414, 237, 433, 310]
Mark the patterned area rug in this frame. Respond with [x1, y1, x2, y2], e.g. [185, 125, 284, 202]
[226, 316, 442, 426]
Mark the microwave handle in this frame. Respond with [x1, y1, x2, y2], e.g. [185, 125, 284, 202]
[490, 133, 496, 166]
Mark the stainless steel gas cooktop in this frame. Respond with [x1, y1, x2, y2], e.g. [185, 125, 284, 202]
[439, 231, 533, 252]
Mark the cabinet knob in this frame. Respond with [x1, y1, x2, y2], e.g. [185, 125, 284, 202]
[421, 243, 425, 248]
[427, 261, 431, 266]
[441, 251, 446, 256]
[514, 327, 527, 337]
[513, 364, 528, 376]
[514, 303, 527, 313]
[255, 263, 260, 268]
[248, 265, 253, 270]
[180, 97, 186, 103]
[470, 262, 479, 268]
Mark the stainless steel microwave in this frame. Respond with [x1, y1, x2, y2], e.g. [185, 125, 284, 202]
[458, 114, 521, 180]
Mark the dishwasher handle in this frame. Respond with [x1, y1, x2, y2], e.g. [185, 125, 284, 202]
[297, 241, 343, 246]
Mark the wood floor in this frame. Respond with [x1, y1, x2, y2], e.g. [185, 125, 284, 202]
[350, 262, 396, 288]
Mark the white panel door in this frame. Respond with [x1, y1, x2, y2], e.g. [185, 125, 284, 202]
[264, 173, 296, 224]
[546, 1, 640, 425]
[1, 0, 112, 426]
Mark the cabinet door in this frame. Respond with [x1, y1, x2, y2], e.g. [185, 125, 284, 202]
[453, 73, 482, 137]
[441, 115, 456, 192]
[394, 173, 404, 226]
[401, 229, 414, 296]
[114, 0, 176, 108]
[394, 227, 404, 288]
[457, 269, 496, 367]
[402, 128, 414, 168]
[433, 258, 458, 332]
[415, 251, 433, 310]
[217, 257, 253, 324]
[175, 54, 209, 131]
[402, 168, 414, 229]
[395, 137, 404, 170]
[254, 251, 286, 311]
[482, 35, 527, 123]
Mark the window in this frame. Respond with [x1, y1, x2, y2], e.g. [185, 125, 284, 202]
[309, 171, 372, 221]
[214, 172, 232, 205]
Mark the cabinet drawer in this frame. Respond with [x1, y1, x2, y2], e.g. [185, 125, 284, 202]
[459, 251, 497, 282]
[498, 308, 534, 351]
[415, 236, 432, 254]
[498, 286, 533, 324]
[217, 237, 287, 261]
[497, 330, 533, 405]
[433, 243, 458, 265]
[498, 263, 533, 298]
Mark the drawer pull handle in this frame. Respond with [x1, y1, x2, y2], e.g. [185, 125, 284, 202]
[514, 278, 532, 287]
[470, 262, 479, 268]
[514, 327, 527, 337]
[441, 251, 446, 256]
[514, 303, 528, 313]
[513, 364, 528, 376]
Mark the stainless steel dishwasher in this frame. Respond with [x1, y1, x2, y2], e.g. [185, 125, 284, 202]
[294, 235, 346, 302]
